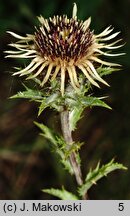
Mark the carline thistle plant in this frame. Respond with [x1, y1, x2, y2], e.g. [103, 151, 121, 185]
[6, 3, 127, 200]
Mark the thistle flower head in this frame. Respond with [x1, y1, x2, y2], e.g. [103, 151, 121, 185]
[6, 3, 124, 95]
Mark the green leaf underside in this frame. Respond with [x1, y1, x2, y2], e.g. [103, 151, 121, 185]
[42, 188, 79, 200]
[78, 159, 127, 197]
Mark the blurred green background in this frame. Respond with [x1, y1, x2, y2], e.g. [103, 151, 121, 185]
[0, 0, 130, 199]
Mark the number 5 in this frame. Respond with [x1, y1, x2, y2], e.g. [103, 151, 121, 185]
[118, 203, 124, 211]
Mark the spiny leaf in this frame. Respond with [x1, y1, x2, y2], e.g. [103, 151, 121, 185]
[10, 86, 43, 100]
[68, 91, 111, 131]
[78, 159, 127, 197]
[60, 159, 74, 174]
[69, 106, 84, 131]
[38, 92, 62, 115]
[56, 147, 74, 174]
[97, 66, 120, 77]
[35, 122, 73, 174]
[38, 92, 60, 115]
[38, 99, 49, 116]
[42, 188, 79, 200]
[55, 137, 74, 174]
[65, 142, 83, 158]
[80, 96, 112, 109]
[34, 121, 57, 146]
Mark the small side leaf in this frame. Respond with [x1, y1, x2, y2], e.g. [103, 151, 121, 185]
[78, 159, 127, 197]
[42, 188, 79, 200]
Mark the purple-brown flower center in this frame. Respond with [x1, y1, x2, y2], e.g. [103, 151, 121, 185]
[35, 15, 93, 62]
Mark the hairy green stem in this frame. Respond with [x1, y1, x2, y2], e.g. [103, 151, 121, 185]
[60, 110, 88, 199]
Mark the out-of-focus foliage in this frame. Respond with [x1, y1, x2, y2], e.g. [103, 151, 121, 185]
[0, 0, 130, 199]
